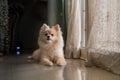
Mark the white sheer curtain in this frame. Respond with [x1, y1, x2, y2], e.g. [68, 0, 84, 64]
[87, 0, 120, 75]
[65, 0, 82, 58]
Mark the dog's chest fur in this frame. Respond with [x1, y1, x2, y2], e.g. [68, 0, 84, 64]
[40, 45, 63, 58]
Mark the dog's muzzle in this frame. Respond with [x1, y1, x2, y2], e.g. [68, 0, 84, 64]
[47, 36, 51, 40]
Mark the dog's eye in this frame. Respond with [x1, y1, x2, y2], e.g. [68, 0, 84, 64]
[45, 33, 48, 36]
[51, 34, 54, 36]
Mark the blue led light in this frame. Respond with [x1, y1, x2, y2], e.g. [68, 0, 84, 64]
[16, 46, 20, 49]
[16, 51, 20, 55]
[16, 45, 21, 55]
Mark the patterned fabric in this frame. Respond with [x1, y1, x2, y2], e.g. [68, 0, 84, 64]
[87, 0, 120, 75]
[0, 0, 9, 54]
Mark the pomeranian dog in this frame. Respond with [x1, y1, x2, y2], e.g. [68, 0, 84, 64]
[30, 24, 66, 66]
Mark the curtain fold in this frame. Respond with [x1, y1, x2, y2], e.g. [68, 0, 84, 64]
[87, 0, 120, 75]
[65, 0, 82, 58]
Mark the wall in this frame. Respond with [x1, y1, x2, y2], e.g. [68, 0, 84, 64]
[15, 0, 48, 53]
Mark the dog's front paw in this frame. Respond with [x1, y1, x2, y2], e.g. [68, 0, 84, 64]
[56, 58, 66, 66]
[46, 62, 53, 66]
[41, 58, 53, 66]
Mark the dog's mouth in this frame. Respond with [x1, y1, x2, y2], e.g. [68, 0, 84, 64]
[46, 38, 52, 43]
[46, 38, 51, 40]
[46, 36, 51, 41]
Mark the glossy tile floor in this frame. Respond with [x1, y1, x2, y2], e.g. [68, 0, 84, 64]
[0, 54, 120, 80]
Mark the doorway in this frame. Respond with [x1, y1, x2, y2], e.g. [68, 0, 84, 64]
[8, 0, 48, 54]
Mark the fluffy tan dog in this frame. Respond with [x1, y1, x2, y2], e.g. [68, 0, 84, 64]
[31, 24, 66, 66]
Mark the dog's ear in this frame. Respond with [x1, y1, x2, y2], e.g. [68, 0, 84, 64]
[54, 24, 61, 32]
[41, 24, 49, 31]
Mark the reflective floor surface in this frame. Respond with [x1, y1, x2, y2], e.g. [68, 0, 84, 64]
[0, 54, 120, 80]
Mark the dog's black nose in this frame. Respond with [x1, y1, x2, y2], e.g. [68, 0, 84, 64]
[47, 36, 50, 38]
[47, 36, 50, 40]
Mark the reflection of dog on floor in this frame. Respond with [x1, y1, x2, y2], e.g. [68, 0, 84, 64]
[64, 60, 86, 80]
[40, 66, 64, 80]
[29, 24, 66, 66]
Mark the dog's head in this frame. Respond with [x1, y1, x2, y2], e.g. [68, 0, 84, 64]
[39, 24, 62, 44]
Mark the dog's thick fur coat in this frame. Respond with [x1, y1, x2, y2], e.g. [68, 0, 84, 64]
[32, 24, 66, 66]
